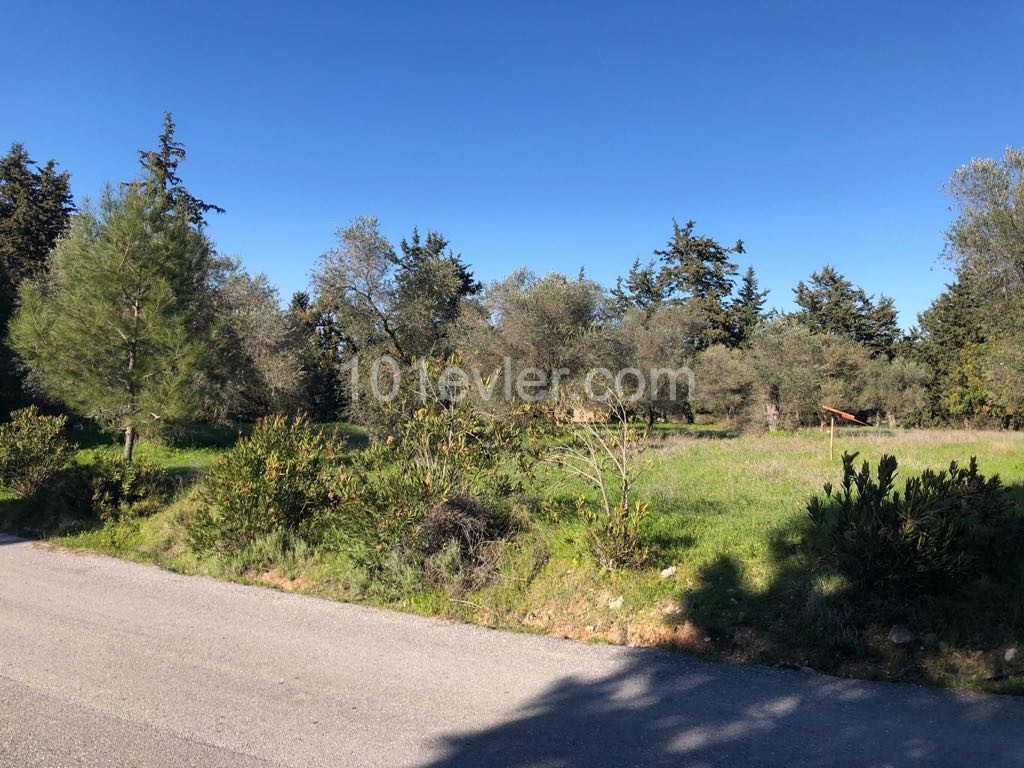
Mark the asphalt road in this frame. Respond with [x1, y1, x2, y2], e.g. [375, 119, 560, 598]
[1, 534, 1022, 767]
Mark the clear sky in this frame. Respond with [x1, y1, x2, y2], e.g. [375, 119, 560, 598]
[3, 1, 1022, 326]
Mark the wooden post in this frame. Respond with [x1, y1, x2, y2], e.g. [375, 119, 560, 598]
[829, 415, 835, 461]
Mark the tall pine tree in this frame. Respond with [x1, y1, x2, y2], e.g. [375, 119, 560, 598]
[654, 219, 743, 350]
[610, 258, 664, 316]
[0, 143, 74, 416]
[10, 116, 220, 460]
[730, 266, 769, 346]
[793, 265, 899, 358]
[138, 112, 224, 228]
[10, 185, 213, 461]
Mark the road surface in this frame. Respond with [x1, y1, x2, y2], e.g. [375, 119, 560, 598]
[1, 533, 1022, 767]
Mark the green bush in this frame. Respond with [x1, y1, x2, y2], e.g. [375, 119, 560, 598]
[326, 398, 536, 581]
[188, 414, 344, 553]
[805, 452, 1017, 596]
[0, 406, 75, 496]
[85, 452, 170, 521]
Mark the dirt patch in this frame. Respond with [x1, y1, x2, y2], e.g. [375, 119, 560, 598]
[256, 568, 309, 593]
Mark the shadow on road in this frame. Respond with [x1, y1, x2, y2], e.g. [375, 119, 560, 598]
[423, 649, 1024, 767]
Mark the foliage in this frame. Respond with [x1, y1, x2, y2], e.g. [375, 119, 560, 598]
[0, 406, 75, 496]
[793, 265, 899, 358]
[205, 259, 305, 420]
[748, 319, 870, 430]
[805, 452, 1017, 596]
[610, 258, 664, 316]
[288, 291, 348, 421]
[0, 143, 74, 416]
[9, 183, 213, 462]
[693, 345, 755, 423]
[326, 388, 536, 578]
[547, 391, 652, 569]
[654, 219, 744, 350]
[944, 146, 1024, 305]
[138, 112, 224, 227]
[313, 217, 477, 367]
[729, 266, 769, 346]
[188, 415, 344, 552]
[463, 268, 608, 385]
[83, 452, 170, 521]
[860, 356, 933, 427]
[618, 304, 701, 424]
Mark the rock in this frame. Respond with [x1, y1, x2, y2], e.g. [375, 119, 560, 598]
[660, 566, 677, 579]
[922, 632, 938, 648]
[1005, 647, 1018, 663]
[608, 596, 624, 610]
[585, 625, 595, 633]
[888, 625, 913, 645]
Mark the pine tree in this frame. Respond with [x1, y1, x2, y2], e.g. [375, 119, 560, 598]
[654, 219, 743, 349]
[915, 272, 987, 419]
[793, 265, 899, 357]
[9, 184, 213, 461]
[0, 143, 74, 416]
[610, 258, 664, 316]
[138, 112, 224, 228]
[730, 266, 769, 346]
[395, 226, 479, 357]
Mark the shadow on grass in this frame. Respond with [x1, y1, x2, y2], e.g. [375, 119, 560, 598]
[163, 420, 369, 450]
[423, 640, 1024, 768]
[660, 481, 1024, 690]
[0, 491, 105, 540]
[650, 425, 741, 442]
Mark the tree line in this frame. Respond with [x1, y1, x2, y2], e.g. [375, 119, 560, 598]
[1, 116, 1022, 460]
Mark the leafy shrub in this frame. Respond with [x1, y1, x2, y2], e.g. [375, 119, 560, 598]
[0, 406, 75, 496]
[575, 495, 650, 571]
[85, 452, 170, 521]
[326, 397, 536, 581]
[188, 414, 344, 553]
[3, 450, 170, 537]
[547, 391, 652, 570]
[805, 452, 1016, 596]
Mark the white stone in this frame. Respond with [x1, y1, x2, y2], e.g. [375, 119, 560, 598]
[888, 625, 912, 645]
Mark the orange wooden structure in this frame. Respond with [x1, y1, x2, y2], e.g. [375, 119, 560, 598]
[821, 405, 867, 459]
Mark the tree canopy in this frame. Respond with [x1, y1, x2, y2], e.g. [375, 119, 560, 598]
[10, 186, 213, 460]
[793, 265, 899, 358]
[0, 143, 75, 417]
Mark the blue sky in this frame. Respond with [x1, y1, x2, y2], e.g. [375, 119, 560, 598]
[3, 1, 1022, 327]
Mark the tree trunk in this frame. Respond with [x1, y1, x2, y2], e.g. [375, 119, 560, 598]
[123, 425, 136, 463]
[764, 386, 781, 432]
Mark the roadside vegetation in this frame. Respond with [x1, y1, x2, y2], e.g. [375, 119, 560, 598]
[2, 412, 1022, 694]
[2, 118, 1023, 694]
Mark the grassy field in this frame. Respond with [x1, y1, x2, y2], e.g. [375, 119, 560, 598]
[3, 424, 1022, 693]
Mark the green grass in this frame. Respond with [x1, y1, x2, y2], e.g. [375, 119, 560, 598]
[3, 423, 1022, 693]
